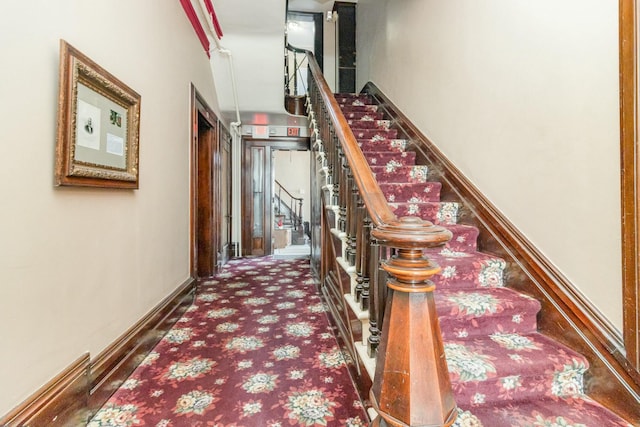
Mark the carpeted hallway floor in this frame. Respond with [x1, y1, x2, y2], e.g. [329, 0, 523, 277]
[89, 256, 368, 427]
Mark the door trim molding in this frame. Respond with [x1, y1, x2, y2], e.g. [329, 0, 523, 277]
[241, 137, 310, 256]
[620, 0, 640, 374]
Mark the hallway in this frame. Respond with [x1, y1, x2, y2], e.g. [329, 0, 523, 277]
[88, 257, 367, 426]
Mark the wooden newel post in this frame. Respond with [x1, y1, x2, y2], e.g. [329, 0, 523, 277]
[369, 217, 457, 427]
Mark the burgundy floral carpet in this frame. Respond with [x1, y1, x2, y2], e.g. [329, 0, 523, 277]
[336, 93, 633, 427]
[89, 257, 368, 427]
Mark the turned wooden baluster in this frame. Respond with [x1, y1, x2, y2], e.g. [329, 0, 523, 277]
[347, 180, 358, 266]
[368, 234, 382, 357]
[359, 215, 372, 311]
[370, 217, 457, 427]
[343, 169, 355, 262]
[337, 148, 347, 240]
[354, 199, 367, 302]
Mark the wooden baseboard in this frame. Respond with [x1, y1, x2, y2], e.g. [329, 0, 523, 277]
[0, 277, 196, 426]
[362, 82, 640, 424]
[89, 277, 196, 413]
[0, 353, 91, 427]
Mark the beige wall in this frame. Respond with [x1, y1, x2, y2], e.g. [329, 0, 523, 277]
[0, 1, 218, 415]
[357, 1, 623, 330]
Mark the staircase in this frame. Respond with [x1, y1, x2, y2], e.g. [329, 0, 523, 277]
[274, 179, 307, 246]
[331, 93, 633, 426]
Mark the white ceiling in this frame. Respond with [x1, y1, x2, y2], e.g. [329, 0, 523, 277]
[207, 0, 354, 124]
[210, 0, 289, 123]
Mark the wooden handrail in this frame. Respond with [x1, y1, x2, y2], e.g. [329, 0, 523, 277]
[274, 179, 303, 230]
[304, 48, 458, 427]
[274, 179, 303, 203]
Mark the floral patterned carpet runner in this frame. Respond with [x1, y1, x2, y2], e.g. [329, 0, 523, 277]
[337, 93, 632, 427]
[89, 257, 368, 426]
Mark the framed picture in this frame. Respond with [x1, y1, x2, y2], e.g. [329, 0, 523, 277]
[55, 40, 141, 188]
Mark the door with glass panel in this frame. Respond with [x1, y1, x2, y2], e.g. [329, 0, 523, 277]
[243, 144, 269, 256]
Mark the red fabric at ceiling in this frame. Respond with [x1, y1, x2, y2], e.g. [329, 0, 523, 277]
[180, 0, 210, 57]
[203, 0, 224, 39]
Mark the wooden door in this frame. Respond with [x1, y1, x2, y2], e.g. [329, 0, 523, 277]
[190, 85, 219, 279]
[241, 137, 310, 257]
[334, 2, 356, 93]
[243, 144, 270, 256]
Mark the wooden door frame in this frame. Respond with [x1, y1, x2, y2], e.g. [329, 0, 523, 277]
[218, 124, 233, 264]
[620, 0, 640, 376]
[287, 11, 324, 70]
[241, 137, 310, 256]
[190, 84, 220, 278]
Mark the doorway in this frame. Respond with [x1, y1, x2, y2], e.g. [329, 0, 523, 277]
[190, 85, 221, 279]
[241, 137, 310, 257]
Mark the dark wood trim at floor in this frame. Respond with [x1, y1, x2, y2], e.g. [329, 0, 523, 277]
[0, 278, 196, 426]
[89, 277, 196, 413]
[0, 353, 91, 427]
[362, 81, 640, 424]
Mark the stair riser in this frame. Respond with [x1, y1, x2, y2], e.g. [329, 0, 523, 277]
[343, 111, 385, 120]
[335, 94, 372, 103]
[389, 202, 458, 225]
[434, 225, 480, 252]
[339, 105, 379, 113]
[371, 165, 429, 184]
[352, 129, 398, 139]
[431, 260, 505, 290]
[451, 369, 585, 407]
[358, 139, 407, 152]
[348, 120, 391, 130]
[364, 151, 416, 166]
[379, 182, 441, 202]
[439, 314, 539, 341]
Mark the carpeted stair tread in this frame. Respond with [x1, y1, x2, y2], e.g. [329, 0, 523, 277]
[347, 119, 392, 130]
[358, 138, 408, 152]
[453, 396, 633, 427]
[379, 181, 442, 202]
[370, 164, 429, 183]
[343, 111, 385, 120]
[435, 288, 541, 340]
[426, 248, 506, 289]
[351, 128, 398, 140]
[338, 99, 373, 107]
[388, 201, 459, 225]
[439, 224, 481, 252]
[363, 151, 416, 166]
[445, 332, 589, 405]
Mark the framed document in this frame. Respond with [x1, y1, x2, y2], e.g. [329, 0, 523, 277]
[55, 40, 141, 188]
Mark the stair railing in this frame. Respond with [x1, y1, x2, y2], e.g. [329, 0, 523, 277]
[304, 49, 458, 426]
[285, 44, 309, 96]
[274, 179, 303, 231]
[284, 44, 310, 115]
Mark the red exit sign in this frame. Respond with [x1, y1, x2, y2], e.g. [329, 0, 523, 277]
[287, 127, 300, 137]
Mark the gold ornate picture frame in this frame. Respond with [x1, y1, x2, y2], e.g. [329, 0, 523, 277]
[55, 40, 141, 188]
